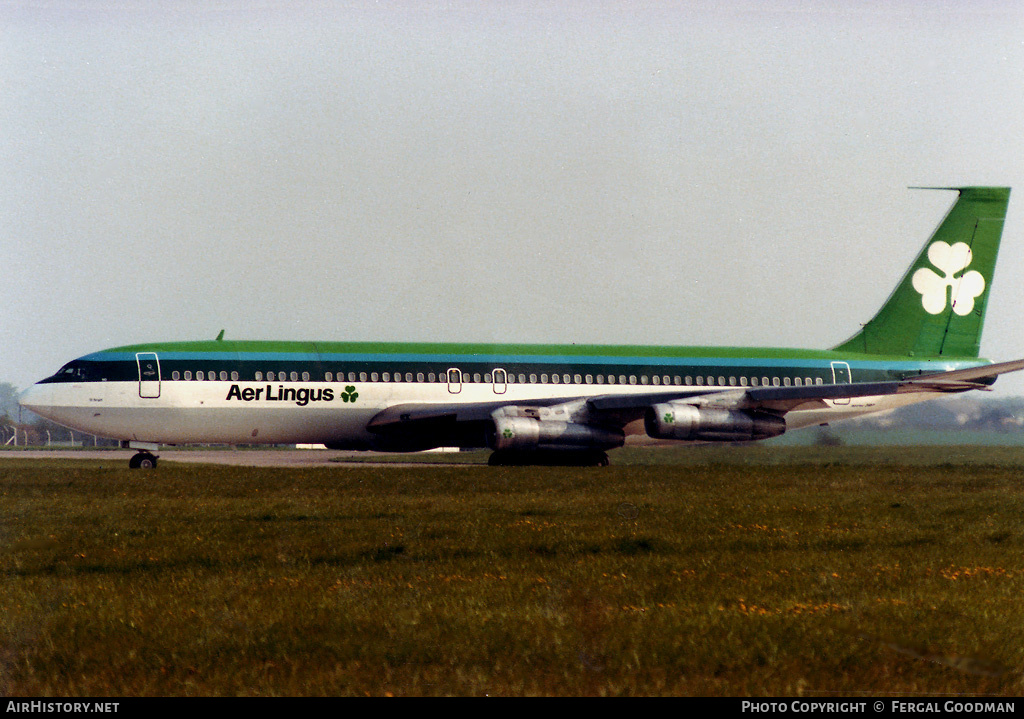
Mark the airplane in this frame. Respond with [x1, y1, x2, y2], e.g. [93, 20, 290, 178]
[19, 186, 1024, 469]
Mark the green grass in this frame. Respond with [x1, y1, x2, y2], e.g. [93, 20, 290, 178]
[3, 448, 1024, 695]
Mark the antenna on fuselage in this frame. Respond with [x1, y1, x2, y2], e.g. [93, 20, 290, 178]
[215, 329, 225, 341]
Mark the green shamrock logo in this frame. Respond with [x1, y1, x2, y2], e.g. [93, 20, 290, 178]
[502, 428, 514, 439]
[663, 412, 674, 424]
[341, 385, 359, 403]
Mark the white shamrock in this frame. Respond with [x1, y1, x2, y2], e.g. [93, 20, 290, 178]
[910, 241, 985, 316]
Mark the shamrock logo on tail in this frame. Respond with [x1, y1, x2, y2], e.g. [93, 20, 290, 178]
[911, 241, 986, 316]
[340, 386, 359, 403]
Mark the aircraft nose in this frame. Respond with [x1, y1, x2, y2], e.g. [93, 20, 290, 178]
[18, 383, 53, 415]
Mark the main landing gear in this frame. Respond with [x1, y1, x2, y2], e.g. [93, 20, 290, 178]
[128, 451, 159, 469]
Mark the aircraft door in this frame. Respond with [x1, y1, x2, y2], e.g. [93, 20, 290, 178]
[492, 368, 507, 394]
[136, 353, 161, 399]
[447, 368, 462, 394]
[830, 361, 851, 406]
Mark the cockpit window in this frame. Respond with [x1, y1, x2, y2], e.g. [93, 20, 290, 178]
[56, 363, 88, 381]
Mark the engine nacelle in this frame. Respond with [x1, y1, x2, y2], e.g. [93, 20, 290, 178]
[644, 403, 785, 442]
[491, 416, 624, 452]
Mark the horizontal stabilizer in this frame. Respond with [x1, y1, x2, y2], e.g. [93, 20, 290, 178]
[903, 357, 1024, 385]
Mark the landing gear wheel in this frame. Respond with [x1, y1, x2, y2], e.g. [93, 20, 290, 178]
[488, 451, 511, 466]
[129, 452, 159, 469]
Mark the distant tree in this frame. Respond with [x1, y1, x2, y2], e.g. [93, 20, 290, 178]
[0, 385, 17, 445]
[0, 382, 19, 421]
[813, 426, 844, 447]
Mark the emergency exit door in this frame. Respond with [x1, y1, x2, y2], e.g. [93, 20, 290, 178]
[136, 353, 161, 398]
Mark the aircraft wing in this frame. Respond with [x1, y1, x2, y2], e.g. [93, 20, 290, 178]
[586, 357, 1024, 420]
[365, 358, 1024, 446]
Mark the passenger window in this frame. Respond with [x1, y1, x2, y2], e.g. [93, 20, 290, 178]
[685, 376, 692, 385]
[324, 372, 332, 382]
[348, 372, 356, 382]
[773, 377, 780, 387]
[231, 371, 239, 381]
[185, 371, 193, 381]
[370, 372, 378, 382]
[417, 372, 425, 382]
[640, 376, 648, 385]
[596, 375, 605, 384]
[696, 376, 703, 385]
[218, 371, 226, 381]
[795, 377, 802, 386]
[551, 374, 560, 384]
[740, 377, 748, 386]
[197, 371, 205, 381]
[783, 377, 791, 386]
[472, 373, 480, 383]
[762, 377, 770, 386]
[406, 373, 413, 383]
[815, 378, 823, 385]
[172, 371, 180, 381]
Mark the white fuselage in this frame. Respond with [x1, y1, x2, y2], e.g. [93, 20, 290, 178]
[20, 374, 939, 447]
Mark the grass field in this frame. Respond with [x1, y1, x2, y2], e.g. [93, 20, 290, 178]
[3, 446, 1024, 696]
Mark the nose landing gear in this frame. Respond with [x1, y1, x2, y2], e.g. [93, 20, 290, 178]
[128, 451, 159, 469]
[123, 442, 161, 469]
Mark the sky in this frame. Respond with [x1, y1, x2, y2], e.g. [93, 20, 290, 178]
[4, 0, 1024, 395]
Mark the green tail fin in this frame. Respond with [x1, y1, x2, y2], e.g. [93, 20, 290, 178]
[833, 186, 1010, 358]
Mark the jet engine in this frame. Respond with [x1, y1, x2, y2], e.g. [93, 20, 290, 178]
[644, 403, 785, 442]
[491, 415, 624, 452]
